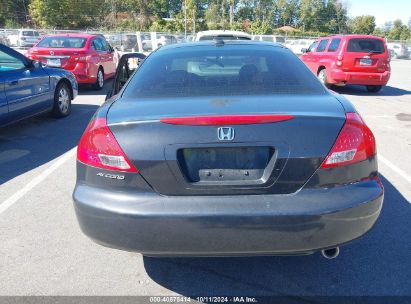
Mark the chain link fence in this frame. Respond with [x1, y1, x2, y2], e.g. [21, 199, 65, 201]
[1, 28, 410, 59]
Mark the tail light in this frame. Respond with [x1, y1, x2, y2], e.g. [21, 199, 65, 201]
[77, 118, 138, 172]
[321, 112, 376, 169]
[336, 54, 343, 67]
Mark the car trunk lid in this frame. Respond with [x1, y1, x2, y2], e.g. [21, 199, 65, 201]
[107, 95, 346, 196]
[30, 47, 85, 69]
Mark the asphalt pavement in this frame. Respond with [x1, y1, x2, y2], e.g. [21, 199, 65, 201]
[0, 60, 410, 298]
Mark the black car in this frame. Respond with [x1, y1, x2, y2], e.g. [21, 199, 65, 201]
[73, 41, 383, 258]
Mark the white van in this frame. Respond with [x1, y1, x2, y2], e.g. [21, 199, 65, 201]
[7, 29, 41, 47]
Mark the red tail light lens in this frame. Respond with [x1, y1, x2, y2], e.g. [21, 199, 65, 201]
[160, 114, 294, 126]
[321, 112, 376, 169]
[77, 118, 138, 172]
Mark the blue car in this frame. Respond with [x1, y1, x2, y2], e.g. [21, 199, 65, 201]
[0, 43, 78, 127]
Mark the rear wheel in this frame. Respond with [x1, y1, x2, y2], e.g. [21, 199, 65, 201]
[93, 68, 104, 90]
[52, 82, 71, 118]
[318, 68, 331, 88]
[366, 85, 382, 93]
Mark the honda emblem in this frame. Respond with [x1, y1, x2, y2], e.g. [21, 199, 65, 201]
[217, 127, 235, 141]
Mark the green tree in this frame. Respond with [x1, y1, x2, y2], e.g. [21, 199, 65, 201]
[30, 0, 106, 29]
[349, 15, 376, 34]
[387, 19, 410, 40]
[0, 0, 30, 27]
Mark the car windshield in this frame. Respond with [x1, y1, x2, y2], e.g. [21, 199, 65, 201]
[123, 45, 325, 99]
[37, 36, 87, 48]
[347, 38, 385, 53]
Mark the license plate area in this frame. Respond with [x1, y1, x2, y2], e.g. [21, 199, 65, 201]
[359, 58, 372, 66]
[178, 147, 275, 185]
[47, 58, 61, 67]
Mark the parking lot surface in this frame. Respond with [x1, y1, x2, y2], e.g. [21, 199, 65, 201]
[1, 60, 411, 297]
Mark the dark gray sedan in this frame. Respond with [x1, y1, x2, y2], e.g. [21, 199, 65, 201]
[73, 41, 383, 258]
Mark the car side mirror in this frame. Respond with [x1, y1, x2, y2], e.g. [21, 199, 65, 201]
[31, 60, 41, 69]
[301, 48, 308, 53]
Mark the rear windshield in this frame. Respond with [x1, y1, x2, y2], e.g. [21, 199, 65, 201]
[199, 35, 251, 41]
[124, 46, 325, 98]
[37, 36, 87, 48]
[22, 31, 39, 36]
[347, 38, 385, 53]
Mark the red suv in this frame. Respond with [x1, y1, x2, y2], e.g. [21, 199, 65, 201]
[27, 34, 116, 90]
[300, 35, 390, 92]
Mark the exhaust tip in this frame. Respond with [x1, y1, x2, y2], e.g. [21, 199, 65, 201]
[321, 247, 340, 259]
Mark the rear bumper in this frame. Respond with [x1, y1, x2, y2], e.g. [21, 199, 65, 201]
[73, 180, 383, 256]
[329, 69, 390, 86]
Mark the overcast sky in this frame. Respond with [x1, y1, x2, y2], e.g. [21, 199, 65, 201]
[348, 0, 411, 26]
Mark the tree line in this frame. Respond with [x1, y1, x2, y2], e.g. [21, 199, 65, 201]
[1, 0, 410, 40]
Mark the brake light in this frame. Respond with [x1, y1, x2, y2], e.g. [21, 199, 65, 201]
[321, 112, 376, 169]
[77, 118, 138, 172]
[160, 114, 294, 126]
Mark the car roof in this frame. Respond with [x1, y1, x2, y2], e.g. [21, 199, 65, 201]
[196, 30, 251, 38]
[41, 33, 97, 39]
[320, 34, 385, 40]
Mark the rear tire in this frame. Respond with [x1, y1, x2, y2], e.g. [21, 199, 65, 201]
[318, 68, 331, 88]
[366, 85, 382, 93]
[93, 68, 104, 90]
[52, 82, 71, 118]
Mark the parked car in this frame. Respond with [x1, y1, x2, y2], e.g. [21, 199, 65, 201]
[73, 40, 383, 258]
[285, 39, 315, 54]
[142, 34, 177, 51]
[7, 29, 41, 47]
[27, 34, 116, 90]
[195, 30, 251, 41]
[0, 44, 77, 127]
[386, 42, 410, 59]
[300, 34, 391, 92]
[252, 34, 286, 45]
[0, 30, 11, 46]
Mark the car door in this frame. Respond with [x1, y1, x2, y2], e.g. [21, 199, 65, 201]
[0, 75, 7, 124]
[310, 39, 329, 72]
[100, 38, 116, 75]
[106, 53, 146, 100]
[301, 40, 318, 72]
[0, 44, 51, 122]
[93, 38, 114, 77]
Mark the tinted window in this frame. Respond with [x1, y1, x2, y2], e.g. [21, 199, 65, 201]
[316, 39, 329, 52]
[308, 41, 318, 52]
[327, 38, 341, 52]
[37, 37, 87, 48]
[0, 50, 25, 71]
[347, 38, 384, 53]
[124, 47, 325, 98]
[22, 31, 38, 36]
[92, 39, 106, 51]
